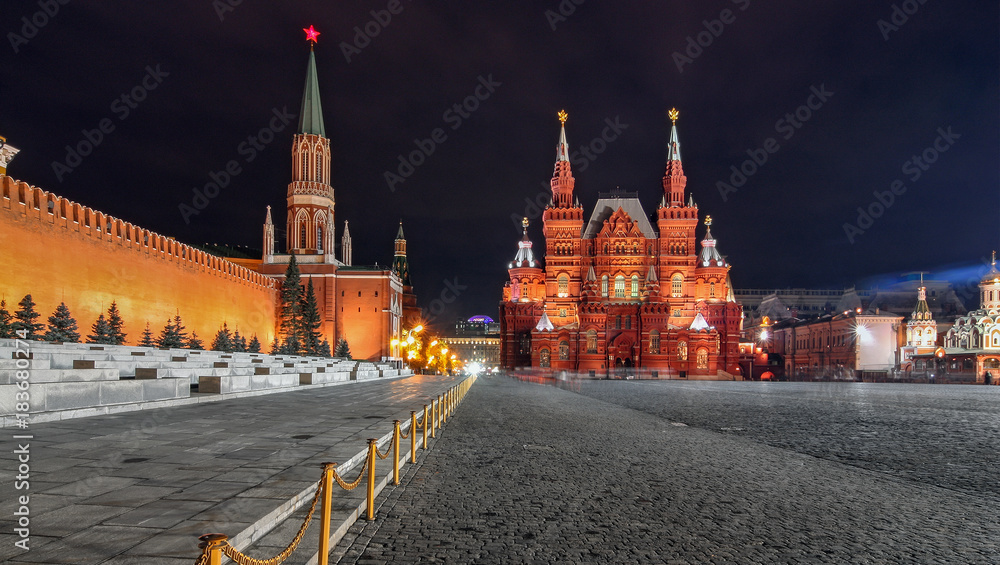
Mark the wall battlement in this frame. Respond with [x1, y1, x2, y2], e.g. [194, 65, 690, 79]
[1, 175, 277, 291]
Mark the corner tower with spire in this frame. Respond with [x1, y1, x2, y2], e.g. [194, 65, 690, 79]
[285, 28, 334, 256]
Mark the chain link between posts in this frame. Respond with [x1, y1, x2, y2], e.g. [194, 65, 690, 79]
[193, 376, 476, 564]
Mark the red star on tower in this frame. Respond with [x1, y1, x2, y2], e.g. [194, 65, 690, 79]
[303, 25, 320, 44]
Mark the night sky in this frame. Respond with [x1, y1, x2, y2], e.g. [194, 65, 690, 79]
[3, 1, 998, 327]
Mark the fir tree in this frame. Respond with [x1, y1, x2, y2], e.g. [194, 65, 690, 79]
[43, 302, 81, 343]
[232, 328, 247, 353]
[138, 322, 156, 347]
[13, 295, 43, 340]
[318, 338, 332, 358]
[106, 301, 127, 345]
[211, 323, 234, 353]
[0, 299, 14, 339]
[335, 337, 351, 359]
[300, 277, 322, 356]
[279, 252, 303, 355]
[248, 334, 262, 353]
[87, 313, 113, 344]
[156, 318, 177, 348]
[185, 330, 204, 350]
[171, 313, 188, 347]
[269, 337, 280, 355]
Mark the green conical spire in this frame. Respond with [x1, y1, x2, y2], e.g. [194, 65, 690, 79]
[298, 49, 326, 137]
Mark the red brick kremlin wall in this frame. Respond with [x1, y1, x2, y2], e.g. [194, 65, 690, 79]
[0, 175, 279, 344]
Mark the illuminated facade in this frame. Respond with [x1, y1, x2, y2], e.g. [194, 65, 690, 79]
[252, 43, 404, 361]
[499, 111, 743, 378]
[0, 39, 406, 362]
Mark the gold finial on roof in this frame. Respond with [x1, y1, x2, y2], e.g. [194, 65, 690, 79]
[704, 215, 712, 227]
[522, 217, 529, 228]
[557, 110, 568, 124]
[668, 108, 679, 124]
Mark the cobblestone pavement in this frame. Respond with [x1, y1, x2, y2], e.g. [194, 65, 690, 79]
[336, 375, 999, 564]
[0, 374, 464, 563]
[574, 380, 1000, 501]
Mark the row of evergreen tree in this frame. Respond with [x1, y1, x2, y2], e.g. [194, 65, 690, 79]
[0, 293, 348, 358]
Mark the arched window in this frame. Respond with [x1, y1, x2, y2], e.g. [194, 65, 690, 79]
[317, 225, 324, 253]
[300, 224, 307, 249]
[696, 348, 709, 369]
[586, 330, 598, 353]
[624, 316, 631, 330]
[678, 340, 688, 361]
[710, 282, 716, 297]
[631, 275, 639, 297]
[558, 274, 569, 297]
[539, 348, 550, 368]
[649, 330, 660, 353]
[615, 315, 622, 330]
[671, 274, 683, 297]
[300, 148, 309, 180]
[615, 275, 625, 298]
[316, 151, 323, 183]
[559, 340, 569, 360]
[601, 275, 608, 297]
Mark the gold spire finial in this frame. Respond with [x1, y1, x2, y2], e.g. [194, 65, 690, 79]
[993, 250, 997, 266]
[704, 215, 712, 227]
[522, 217, 529, 228]
[557, 110, 568, 124]
[668, 108, 679, 124]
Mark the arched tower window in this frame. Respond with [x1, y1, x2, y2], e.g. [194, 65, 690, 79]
[601, 275, 608, 297]
[615, 275, 625, 298]
[300, 224, 307, 249]
[586, 329, 598, 353]
[316, 150, 323, 183]
[558, 274, 569, 297]
[631, 275, 639, 298]
[672, 274, 683, 297]
[696, 348, 709, 369]
[300, 146, 309, 181]
[317, 225, 324, 253]
[710, 282, 716, 297]
[649, 330, 660, 353]
[615, 315, 622, 330]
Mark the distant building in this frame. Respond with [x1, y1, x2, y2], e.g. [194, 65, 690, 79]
[912, 255, 1000, 383]
[442, 316, 500, 368]
[761, 311, 903, 381]
[499, 110, 742, 378]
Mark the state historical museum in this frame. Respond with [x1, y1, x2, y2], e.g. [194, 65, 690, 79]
[499, 110, 743, 378]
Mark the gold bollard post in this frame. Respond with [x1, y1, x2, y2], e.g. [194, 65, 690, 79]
[366, 438, 377, 521]
[423, 404, 430, 447]
[197, 533, 228, 565]
[410, 411, 417, 462]
[442, 394, 447, 424]
[318, 462, 335, 565]
[392, 420, 401, 486]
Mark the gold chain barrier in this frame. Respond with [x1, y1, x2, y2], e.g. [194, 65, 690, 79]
[193, 375, 477, 565]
